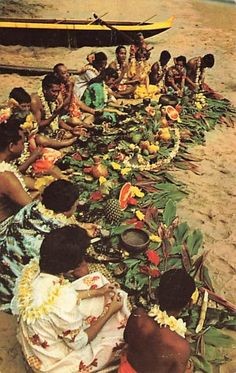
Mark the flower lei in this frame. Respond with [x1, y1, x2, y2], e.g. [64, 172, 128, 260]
[37, 87, 59, 133]
[121, 127, 180, 172]
[0, 161, 29, 193]
[14, 258, 68, 324]
[195, 57, 202, 91]
[148, 305, 187, 338]
[36, 202, 78, 225]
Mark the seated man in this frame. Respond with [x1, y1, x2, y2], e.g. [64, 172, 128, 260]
[129, 32, 153, 61]
[186, 53, 215, 93]
[0, 117, 32, 235]
[9, 87, 76, 177]
[31, 73, 84, 138]
[53, 63, 96, 126]
[11, 225, 130, 372]
[75, 51, 107, 99]
[120, 269, 196, 373]
[165, 55, 187, 97]
[149, 50, 171, 92]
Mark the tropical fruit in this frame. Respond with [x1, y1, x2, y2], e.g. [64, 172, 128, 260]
[104, 199, 123, 224]
[165, 106, 179, 121]
[119, 182, 132, 210]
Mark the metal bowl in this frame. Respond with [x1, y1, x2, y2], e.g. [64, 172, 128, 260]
[121, 228, 150, 253]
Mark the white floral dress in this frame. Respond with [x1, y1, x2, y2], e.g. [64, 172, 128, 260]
[11, 264, 130, 373]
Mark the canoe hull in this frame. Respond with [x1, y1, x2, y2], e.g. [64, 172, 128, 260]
[0, 17, 174, 47]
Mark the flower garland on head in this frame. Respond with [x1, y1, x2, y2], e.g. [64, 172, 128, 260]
[37, 87, 59, 133]
[148, 305, 187, 338]
[13, 258, 69, 324]
[0, 161, 29, 194]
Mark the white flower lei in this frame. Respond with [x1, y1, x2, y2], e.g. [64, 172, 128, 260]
[148, 304, 187, 338]
[0, 161, 29, 193]
[36, 202, 78, 225]
[195, 57, 202, 91]
[13, 258, 68, 324]
[122, 127, 180, 172]
[37, 87, 59, 133]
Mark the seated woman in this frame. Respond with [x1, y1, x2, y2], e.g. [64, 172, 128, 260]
[128, 47, 159, 99]
[0, 179, 98, 310]
[109, 45, 136, 98]
[81, 67, 119, 123]
[11, 225, 130, 373]
[0, 117, 32, 237]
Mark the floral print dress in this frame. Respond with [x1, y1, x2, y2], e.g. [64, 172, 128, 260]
[11, 263, 130, 373]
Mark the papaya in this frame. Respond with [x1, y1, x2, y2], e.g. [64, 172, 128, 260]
[165, 106, 179, 121]
[119, 182, 132, 210]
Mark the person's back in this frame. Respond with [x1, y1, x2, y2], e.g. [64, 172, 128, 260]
[124, 307, 191, 373]
[120, 269, 196, 373]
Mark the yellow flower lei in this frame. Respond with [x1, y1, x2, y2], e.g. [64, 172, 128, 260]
[37, 202, 78, 225]
[15, 258, 69, 324]
[148, 305, 187, 338]
[37, 87, 59, 133]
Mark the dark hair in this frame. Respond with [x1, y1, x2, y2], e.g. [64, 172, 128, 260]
[93, 52, 107, 65]
[202, 54, 215, 68]
[42, 73, 61, 90]
[115, 45, 126, 54]
[39, 225, 90, 275]
[53, 63, 65, 73]
[175, 55, 187, 66]
[160, 50, 171, 66]
[89, 67, 118, 85]
[9, 87, 31, 104]
[158, 269, 195, 311]
[135, 47, 149, 61]
[42, 180, 80, 213]
[0, 117, 23, 152]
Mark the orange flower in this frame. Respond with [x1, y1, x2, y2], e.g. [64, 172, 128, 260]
[146, 250, 160, 266]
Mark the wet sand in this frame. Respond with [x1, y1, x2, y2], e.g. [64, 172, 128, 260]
[0, 0, 236, 372]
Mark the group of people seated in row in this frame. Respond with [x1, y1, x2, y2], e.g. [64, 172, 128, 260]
[0, 33, 211, 372]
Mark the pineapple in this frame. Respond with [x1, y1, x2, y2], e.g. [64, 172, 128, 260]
[104, 199, 123, 225]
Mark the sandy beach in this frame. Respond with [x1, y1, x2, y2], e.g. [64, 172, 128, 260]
[0, 0, 236, 372]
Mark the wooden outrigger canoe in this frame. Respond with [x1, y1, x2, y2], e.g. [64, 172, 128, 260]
[0, 16, 174, 48]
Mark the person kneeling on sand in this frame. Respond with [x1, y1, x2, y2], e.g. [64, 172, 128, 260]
[165, 55, 187, 98]
[186, 54, 215, 93]
[11, 225, 130, 373]
[119, 269, 196, 373]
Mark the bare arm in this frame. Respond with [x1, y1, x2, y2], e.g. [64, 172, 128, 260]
[31, 95, 62, 129]
[0, 172, 32, 206]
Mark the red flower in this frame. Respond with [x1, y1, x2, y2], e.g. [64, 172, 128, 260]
[125, 218, 138, 225]
[127, 197, 137, 206]
[146, 250, 160, 266]
[89, 191, 103, 201]
[135, 221, 145, 229]
[149, 268, 161, 278]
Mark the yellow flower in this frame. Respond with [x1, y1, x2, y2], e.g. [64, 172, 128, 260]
[177, 117, 182, 123]
[149, 234, 162, 243]
[111, 162, 121, 170]
[103, 154, 109, 160]
[168, 316, 178, 331]
[99, 176, 106, 185]
[131, 186, 144, 198]
[191, 288, 199, 304]
[136, 210, 145, 221]
[121, 168, 132, 176]
[129, 144, 136, 151]
[195, 102, 202, 110]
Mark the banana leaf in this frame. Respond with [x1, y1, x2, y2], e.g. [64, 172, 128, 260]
[163, 200, 176, 226]
[204, 327, 236, 348]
